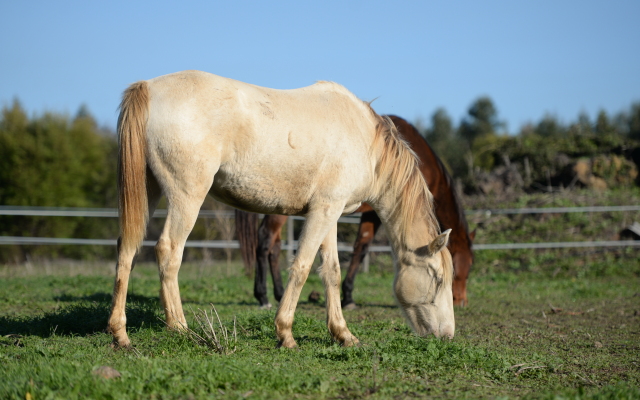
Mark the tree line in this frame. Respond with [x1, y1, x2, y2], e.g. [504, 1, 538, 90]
[1, 97, 639, 262]
[419, 98, 640, 193]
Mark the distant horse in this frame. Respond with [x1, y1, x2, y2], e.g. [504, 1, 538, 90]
[237, 116, 474, 309]
[109, 70, 454, 348]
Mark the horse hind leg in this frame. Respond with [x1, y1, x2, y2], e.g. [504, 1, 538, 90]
[108, 174, 162, 348]
[109, 237, 139, 347]
[155, 195, 208, 330]
[155, 162, 217, 330]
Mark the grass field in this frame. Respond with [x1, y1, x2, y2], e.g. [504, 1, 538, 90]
[1, 257, 638, 400]
[1, 189, 639, 399]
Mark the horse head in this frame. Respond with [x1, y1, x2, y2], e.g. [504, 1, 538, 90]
[394, 229, 455, 339]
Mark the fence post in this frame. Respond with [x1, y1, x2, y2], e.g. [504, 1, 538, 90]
[362, 252, 370, 273]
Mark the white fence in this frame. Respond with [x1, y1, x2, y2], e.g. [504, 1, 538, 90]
[1, 206, 639, 253]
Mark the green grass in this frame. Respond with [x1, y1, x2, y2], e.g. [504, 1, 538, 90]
[1, 259, 639, 399]
[1, 188, 639, 399]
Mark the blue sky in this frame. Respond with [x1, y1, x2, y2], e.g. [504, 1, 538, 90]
[1, 0, 639, 133]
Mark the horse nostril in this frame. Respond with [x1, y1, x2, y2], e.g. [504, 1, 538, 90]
[439, 323, 455, 339]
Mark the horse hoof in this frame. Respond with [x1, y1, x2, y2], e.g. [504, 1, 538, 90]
[341, 336, 360, 347]
[276, 338, 298, 349]
[110, 338, 131, 350]
[259, 303, 272, 310]
[342, 302, 357, 310]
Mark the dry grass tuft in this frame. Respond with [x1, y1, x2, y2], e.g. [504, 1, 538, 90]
[181, 305, 237, 355]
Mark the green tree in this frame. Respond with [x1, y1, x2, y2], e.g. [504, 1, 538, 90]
[567, 112, 592, 136]
[423, 108, 468, 178]
[535, 114, 565, 138]
[626, 102, 640, 140]
[458, 96, 503, 145]
[0, 102, 118, 262]
[425, 108, 454, 144]
[595, 110, 616, 135]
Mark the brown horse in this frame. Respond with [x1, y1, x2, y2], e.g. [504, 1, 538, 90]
[237, 115, 474, 309]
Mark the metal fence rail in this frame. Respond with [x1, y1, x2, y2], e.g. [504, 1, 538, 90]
[466, 205, 640, 216]
[2, 236, 639, 251]
[0, 236, 396, 251]
[1, 205, 639, 251]
[0, 206, 232, 218]
[3, 205, 640, 217]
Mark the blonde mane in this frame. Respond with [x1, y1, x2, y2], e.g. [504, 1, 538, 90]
[441, 246, 454, 287]
[369, 112, 440, 244]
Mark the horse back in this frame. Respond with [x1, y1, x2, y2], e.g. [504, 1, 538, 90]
[144, 70, 378, 215]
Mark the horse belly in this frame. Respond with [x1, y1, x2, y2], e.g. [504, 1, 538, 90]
[209, 165, 315, 216]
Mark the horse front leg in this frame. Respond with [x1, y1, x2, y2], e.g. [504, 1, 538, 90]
[274, 205, 342, 348]
[341, 211, 382, 309]
[267, 215, 287, 303]
[254, 215, 286, 307]
[254, 219, 272, 308]
[269, 229, 284, 302]
[320, 225, 359, 346]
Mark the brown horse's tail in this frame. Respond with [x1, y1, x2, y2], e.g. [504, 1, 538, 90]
[235, 210, 259, 276]
[117, 81, 150, 253]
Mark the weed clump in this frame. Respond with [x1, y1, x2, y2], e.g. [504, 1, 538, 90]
[179, 305, 237, 355]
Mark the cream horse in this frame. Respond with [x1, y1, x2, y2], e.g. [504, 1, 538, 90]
[108, 70, 454, 348]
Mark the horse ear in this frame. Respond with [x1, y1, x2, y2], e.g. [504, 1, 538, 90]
[424, 229, 451, 257]
[469, 229, 476, 242]
[414, 229, 451, 257]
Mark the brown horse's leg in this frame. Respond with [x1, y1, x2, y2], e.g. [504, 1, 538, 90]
[254, 217, 272, 307]
[320, 224, 359, 346]
[341, 211, 382, 309]
[269, 228, 285, 302]
[254, 215, 287, 307]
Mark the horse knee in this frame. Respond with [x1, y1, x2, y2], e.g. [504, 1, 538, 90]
[257, 237, 272, 256]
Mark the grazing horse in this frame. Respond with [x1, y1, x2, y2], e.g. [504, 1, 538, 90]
[109, 70, 454, 348]
[237, 115, 474, 309]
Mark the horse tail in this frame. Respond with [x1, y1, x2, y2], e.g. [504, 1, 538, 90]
[117, 81, 150, 253]
[235, 210, 259, 276]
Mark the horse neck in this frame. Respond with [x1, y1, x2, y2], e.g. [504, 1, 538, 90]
[417, 142, 471, 252]
[434, 187, 470, 239]
[431, 175, 473, 253]
[373, 194, 434, 256]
